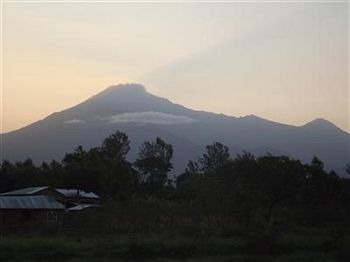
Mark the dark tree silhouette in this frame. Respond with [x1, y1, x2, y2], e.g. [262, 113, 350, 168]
[135, 137, 173, 194]
[198, 142, 230, 174]
[62, 146, 88, 190]
[101, 131, 130, 160]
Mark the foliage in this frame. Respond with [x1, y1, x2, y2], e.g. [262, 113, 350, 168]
[134, 137, 173, 195]
[101, 131, 130, 161]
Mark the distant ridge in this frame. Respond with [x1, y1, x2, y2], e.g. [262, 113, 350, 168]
[302, 118, 345, 131]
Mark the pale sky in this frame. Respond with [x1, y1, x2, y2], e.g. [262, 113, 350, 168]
[2, 2, 349, 133]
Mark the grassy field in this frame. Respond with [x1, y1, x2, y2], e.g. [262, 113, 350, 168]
[0, 228, 349, 261]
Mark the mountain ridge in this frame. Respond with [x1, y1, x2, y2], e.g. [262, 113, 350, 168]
[4, 83, 345, 134]
[1, 83, 349, 175]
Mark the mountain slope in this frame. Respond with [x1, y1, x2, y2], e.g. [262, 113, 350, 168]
[2, 84, 349, 175]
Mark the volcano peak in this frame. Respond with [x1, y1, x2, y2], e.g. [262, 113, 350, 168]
[103, 83, 147, 95]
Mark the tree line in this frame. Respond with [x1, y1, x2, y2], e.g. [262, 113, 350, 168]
[1, 130, 350, 229]
[0, 131, 174, 199]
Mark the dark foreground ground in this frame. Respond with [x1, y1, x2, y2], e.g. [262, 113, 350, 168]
[1, 227, 350, 262]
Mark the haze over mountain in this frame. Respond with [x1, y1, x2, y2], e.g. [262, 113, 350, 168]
[1, 84, 349, 175]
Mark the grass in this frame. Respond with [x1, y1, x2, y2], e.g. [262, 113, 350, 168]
[0, 228, 349, 261]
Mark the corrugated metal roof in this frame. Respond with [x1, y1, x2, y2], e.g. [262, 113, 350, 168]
[0, 186, 50, 196]
[55, 189, 100, 199]
[0, 196, 65, 210]
[67, 204, 100, 211]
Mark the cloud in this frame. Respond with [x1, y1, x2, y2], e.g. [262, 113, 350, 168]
[64, 119, 86, 124]
[106, 111, 198, 125]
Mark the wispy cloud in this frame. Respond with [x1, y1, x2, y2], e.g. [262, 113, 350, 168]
[64, 119, 86, 124]
[106, 111, 197, 125]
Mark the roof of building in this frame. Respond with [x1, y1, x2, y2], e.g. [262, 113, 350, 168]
[0, 186, 50, 196]
[0, 196, 65, 210]
[67, 204, 100, 211]
[55, 189, 100, 199]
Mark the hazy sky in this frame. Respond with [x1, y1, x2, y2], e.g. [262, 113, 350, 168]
[2, 2, 349, 133]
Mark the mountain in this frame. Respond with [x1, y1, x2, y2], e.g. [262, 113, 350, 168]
[1, 84, 349, 175]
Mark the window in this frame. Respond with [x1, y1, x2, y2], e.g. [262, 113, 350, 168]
[46, 211, 58, 223]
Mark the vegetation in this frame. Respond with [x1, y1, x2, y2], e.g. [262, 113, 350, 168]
[1, 130, 350, 261]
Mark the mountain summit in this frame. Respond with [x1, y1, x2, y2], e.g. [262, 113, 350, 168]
[106, 83, 147, 93]
[89, 84, 148, 103]
[1, 84, 349, 174]
[48, 83, 196, 124]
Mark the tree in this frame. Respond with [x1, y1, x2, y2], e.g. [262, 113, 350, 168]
[177, 160, 200, 186]
[0, 160, 16, 192]
[198, 142, 230, 174]
[62, 146, 88, 190]
[254, 155, 305, 230]
[134, 137, 173, 194]
[176, 160, 202, 205]
[310, 156, 324, 171]
[101, 131, 130, 160]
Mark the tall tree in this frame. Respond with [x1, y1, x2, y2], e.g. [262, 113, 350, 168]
[134, 137, 173, 194]
[62, 146, 88, 190]
[198, 142, 230, 174]
[176, 160, 202, 205]
[100, 132, 136, 199]
[101, 131, 130, 160]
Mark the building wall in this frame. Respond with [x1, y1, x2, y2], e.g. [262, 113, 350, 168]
[0, 209, 64, 232]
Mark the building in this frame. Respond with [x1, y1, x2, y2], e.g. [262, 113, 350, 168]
[55, 189, 100, 205]
[0, 195, 65, 230]
[0, 186, 65, 202]
[1, 186, 100, 210]
[67, 203, 100, 212]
